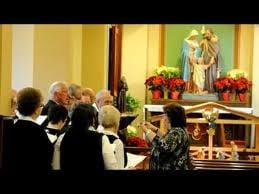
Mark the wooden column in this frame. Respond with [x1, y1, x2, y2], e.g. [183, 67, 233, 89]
[159, 24, 165, 66]
[108, 24, 122, 97]
[0, 25, 12, 116]
[234, 24, 241, 68]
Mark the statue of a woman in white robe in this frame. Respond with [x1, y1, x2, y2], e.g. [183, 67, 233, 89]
[181, 29, 200, 93]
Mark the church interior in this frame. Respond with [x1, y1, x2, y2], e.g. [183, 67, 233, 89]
[1, 24, 259, 172]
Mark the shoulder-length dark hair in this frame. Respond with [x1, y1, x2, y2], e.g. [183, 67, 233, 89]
[71, 103, 95, 131]
[163, 103, 187, 128]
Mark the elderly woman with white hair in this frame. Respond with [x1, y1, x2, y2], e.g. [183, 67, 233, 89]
[93, 89, 114, 132]
[99, 105, 127, 169]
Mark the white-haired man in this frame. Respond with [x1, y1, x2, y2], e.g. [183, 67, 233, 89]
[40, 81, 68, 127]
[41, 81, 69, 116]
[40, 82, 69, 128]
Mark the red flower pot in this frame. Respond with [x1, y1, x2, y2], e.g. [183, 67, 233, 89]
[238, 93, 246, 102]
[222, 92, 230, 101]
[152, 90, 162, 99]
[171, 91, 180, 100]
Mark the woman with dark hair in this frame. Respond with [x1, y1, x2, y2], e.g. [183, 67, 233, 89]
[60, 103, 118, 173]
[47, 105, 68, 134]
[3, 87, 53, 175]
[140, 103, 190, 170]
[45, 104, 68, 144]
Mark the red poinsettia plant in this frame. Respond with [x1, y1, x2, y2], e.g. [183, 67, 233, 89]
[166, 77, 186, 92]
[126, 136, 149, 147]
[144, 75, 166, 91]
[214, 77, 235, 93]
[234, 77, 252, 94]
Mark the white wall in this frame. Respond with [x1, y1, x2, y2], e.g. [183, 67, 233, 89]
[12, 25, 34, 91]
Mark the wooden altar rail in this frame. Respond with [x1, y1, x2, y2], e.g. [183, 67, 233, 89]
[150, 102, 259, 123]
[151, 99, 250, 107]
[190, 146, 258, 152]
[184, 102, 258, 120]
[124, 146, 259, 170]
[191, 159, 259, 170]
[148, 102, 259, 154]
[125, 146, 259, 156]
[151, 117, 259, 125]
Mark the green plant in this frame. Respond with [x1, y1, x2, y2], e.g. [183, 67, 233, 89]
[154, 66, 180, 79]
[227, 69, 248, 79]
[126, 94, 141, 113]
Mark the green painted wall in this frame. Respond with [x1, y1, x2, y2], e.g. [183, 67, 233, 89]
[165, 24, 235, 76]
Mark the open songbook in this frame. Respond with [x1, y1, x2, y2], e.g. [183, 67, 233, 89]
[125, 152, 147, 169]
[35, 115, 48, 125]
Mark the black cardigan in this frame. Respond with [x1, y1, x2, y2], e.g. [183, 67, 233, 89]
[3, 120, 53, 175]
[60, 127, 105, 173]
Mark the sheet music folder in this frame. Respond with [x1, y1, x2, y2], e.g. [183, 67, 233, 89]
[119, 113, 138, 130]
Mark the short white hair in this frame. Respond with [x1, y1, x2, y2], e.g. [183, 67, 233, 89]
[48, 81, 67, 100]
[98, 105, 120, 130]
[95, 89, 111, 101]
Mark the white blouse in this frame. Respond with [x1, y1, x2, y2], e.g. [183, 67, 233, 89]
[51, 130, 119, 170]
[102, 130, 125, 169]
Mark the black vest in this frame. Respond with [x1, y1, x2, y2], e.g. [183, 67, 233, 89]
[3, 120, 53, 175]
[60, 128, 105, 173]
[106, 134, 128, 168]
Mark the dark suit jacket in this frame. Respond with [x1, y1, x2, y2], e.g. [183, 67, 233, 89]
[41, 100, 58, 116]
[93, 108, 99, 129]
[3, 120, 53, 175]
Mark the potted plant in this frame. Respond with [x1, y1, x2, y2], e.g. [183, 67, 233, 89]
[125, 94, 141, 113]
[154, 66, 180, 79]
[144, 75, 166, 99]
[126, 126, 149, 147]
[214, 77, 235, 101]
[166, 77, 186, 100]
[234, 77, 252, 102]
[227, 69, 248, 80]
